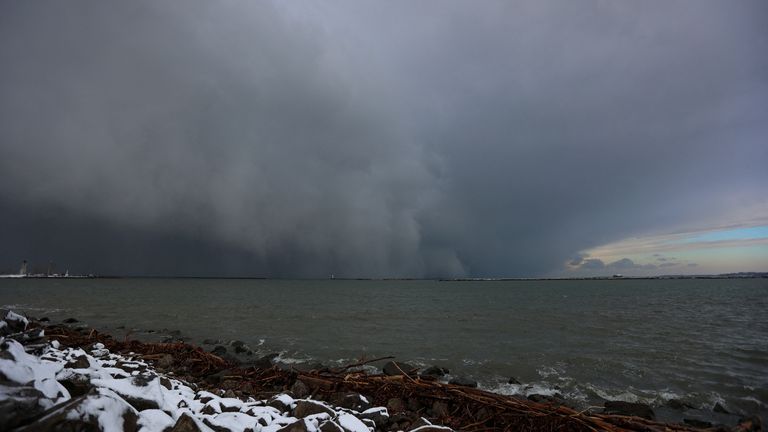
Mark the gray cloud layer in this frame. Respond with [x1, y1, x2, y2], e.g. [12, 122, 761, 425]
[1, 1, 766, 277]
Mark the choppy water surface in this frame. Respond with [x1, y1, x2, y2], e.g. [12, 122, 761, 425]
[2, 278, 766, 420]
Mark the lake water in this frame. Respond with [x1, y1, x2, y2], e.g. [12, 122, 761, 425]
[2, 278, 766, 421]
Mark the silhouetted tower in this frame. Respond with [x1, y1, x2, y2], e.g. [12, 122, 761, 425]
[20, 260, 28, 276]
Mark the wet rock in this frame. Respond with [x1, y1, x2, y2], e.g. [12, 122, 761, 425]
[202, 339, 221, 345]
[383, 360, 415, 376]
[63, 317, 79, 324]
[387, 397, 406, 413]
[293, 400, 335, 418]
[431, 400, 450, 418]
[508, 377, 521, 385]
[713, 402, 730, 414]
[66, 354, 91, 369]
[527, 393, 564, 404]
[292, 361, 326, 372]
[278, 420, 309, 432]
[665, 399, 694, 410]
[684, 418, 713, 428]
[290, 380, 310, 398]
[253, 353, 280, 369]
[448, 376, 477, 388]
[39, 317, 50, 322]
[211, 345, 227, 356]
[603, 401, 655, 420]
[169, 413, 202, 432]
[420, 366, 449, 379]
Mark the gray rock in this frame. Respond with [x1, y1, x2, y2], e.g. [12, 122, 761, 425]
[66, 355, 91, 369]
[211, 346, 227, 356]
[683, 418, 713, 428]
[159, 377, 173, 390]
[527, 393, 564, 404]
[0, 385, 47, 430]
[253, 353, 280, 370]
[448, 376, 477, 388]
[420, 366, 449, 378]
[359, 407, 389, 426]
[293, 400, 335, 418]
[268, 395, 290, 413]
[383, 361, 415, 376]
[665, 399, 695, 410]
[290, 380, 310, 398]
[17, 391, 138, 432]
[714, 402, 730, 414]
[508, 377, 521, 385]
[59, 373, 93, 397]
[278, 420, 309, 432]
[169, 413, 202, 432]
[603, 401, 655, 420]
[329, 392, 371, 411]
[319, 420, 344, 432]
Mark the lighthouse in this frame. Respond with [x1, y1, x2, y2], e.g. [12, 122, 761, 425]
[19, 260, 28, 276]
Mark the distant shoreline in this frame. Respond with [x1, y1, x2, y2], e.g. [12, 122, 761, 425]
[1, 273, 766, 280]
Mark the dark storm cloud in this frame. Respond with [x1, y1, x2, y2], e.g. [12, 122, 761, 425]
[1, 1, 766, 277]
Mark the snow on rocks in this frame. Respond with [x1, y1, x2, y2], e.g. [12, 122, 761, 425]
[0, 311, 452, 432]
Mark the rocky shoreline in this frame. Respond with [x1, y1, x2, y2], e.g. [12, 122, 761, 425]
[1, 311, 762, 432]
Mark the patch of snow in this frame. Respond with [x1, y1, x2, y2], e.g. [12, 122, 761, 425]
[138, 409, 175, 431]
[337, 413, 371, 432]
[274, 393, 295, 407]
[410, 426, 453, 432]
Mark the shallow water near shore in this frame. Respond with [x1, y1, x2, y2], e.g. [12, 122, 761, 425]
[2, 278, 767, 422]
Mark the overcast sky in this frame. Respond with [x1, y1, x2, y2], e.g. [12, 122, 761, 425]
[1, 1, 766, 277]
